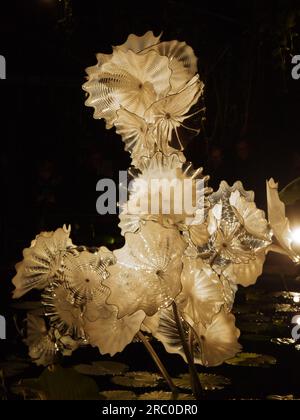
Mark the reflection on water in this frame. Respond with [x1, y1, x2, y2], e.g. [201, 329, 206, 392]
[1, 275, 300, 400]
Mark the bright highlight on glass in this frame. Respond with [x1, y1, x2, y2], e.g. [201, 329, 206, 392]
[291, 228, 300, 245]
[293, 295, 300, 303]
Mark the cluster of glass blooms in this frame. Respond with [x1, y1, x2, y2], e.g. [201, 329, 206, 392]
[12, 32, 300, 367]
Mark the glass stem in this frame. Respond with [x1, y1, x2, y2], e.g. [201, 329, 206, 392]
[137, 331, 178, 395]
[172, 301, 203, 400]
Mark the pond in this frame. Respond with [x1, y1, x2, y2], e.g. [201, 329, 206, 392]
[1, 274, 300, 400]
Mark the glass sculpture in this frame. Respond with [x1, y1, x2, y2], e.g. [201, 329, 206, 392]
[11, 31, 300, 399]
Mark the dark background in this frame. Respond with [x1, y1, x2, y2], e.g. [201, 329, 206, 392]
[0, 0, 300, 322]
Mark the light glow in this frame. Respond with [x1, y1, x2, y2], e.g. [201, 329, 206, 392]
[291, 228, 300, 245]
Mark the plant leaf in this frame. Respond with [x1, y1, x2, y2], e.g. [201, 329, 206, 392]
[19, 366, 99, 400]
[111, 371, 162, 388]
[74, 361, 128, 376]
[226, 352, 276, 367]
[279, 177, 300, 205]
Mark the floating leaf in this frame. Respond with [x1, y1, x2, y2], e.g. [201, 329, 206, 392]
[111, 371, 162, 388]
[173, 373, 231, 391]
[274, 303, 299, 313]
[99, 390, 137, 400]
[19, 366, 99, 400]
[279, 177, 300, 205]
[271, 338, 295, 346]
[74, 361, 128, 376]
[226, 353, 277, 367]
[138, 391, 194, 400]
[271, 291, 300, 301]
[267, 394, 297, 400]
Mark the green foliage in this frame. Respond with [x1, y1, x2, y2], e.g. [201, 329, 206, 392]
[17, 366, 99, 400]
[279, 177, 300, 205]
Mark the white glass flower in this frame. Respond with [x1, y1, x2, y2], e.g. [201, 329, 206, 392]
[116, 31, 162, 54]
[119, 152, 210, 234]
[12, 226, 73, 298]
[142, 40, 198, 93]
[83, 304, 145, 356]
[114, 108, 157, 167]
[188, 310, 242, 367]
[62, 247, 115, 305]
[103, 221, 186, 317]
[144, 75, 204, 153]
[154, 308, 241, 367]
[196, 181, 271, 286]
[86, 31, 162, 76]
[42, 281, 86, 340]
[83, 48, 171, 128]
[179, 257, 225, 326]
[154, 307, 190, 362]
[267, 178, 300, 263]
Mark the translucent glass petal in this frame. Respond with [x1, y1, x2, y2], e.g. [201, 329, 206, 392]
[143, 40, 198, 92]
[192, 311, 242, 367]
[116, 31, 161, 53]
[12, 226, 73, 298]
[267, 178, 300, 263]
[114, 108, 156, 166]
[63, 248, 114, 305]
[224, 249, 266, 287]
[154, 307, 189, 363]
[180, 257, 224, 326]
[84, 306, 145, 356]
[229, 190, 269, 240]
[144, 76, 204, 153]
[42, 282, 86, 339]
[83, 49, 171, 126]
[104, 221, 186, 317]
[120, 152, 208, 233]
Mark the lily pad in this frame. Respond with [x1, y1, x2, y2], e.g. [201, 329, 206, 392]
[18, 366, 99, 400]
[226, 353, 277, 367]
[295, 344, 300, 351]
[138, 391, 194, 400]
[111, 371, 162, 388]
[173, 373, 231, 391]
[74, 361, 128, 376]
[274, 303, 299, 313]
[99, 390, 137, 400]
[267, 394, 298, 400]
[271, 338, 295, 346]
